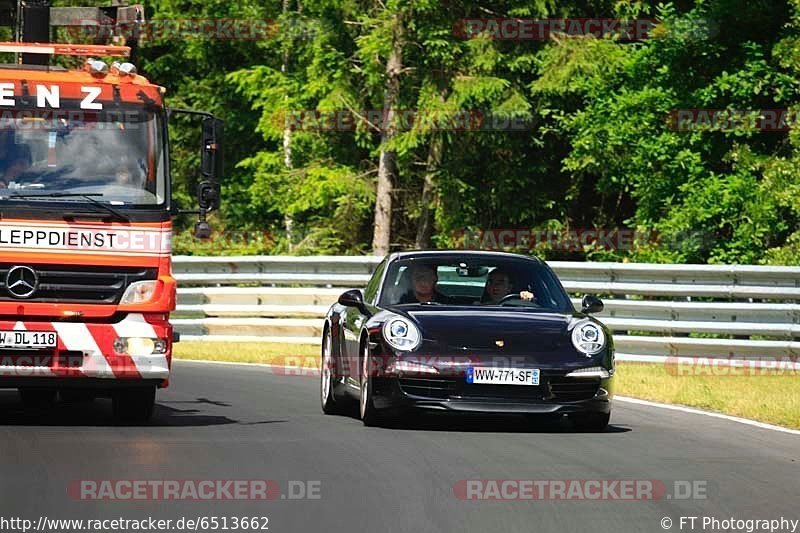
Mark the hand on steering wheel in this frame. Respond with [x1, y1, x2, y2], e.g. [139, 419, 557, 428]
[498, 291, 535, 304]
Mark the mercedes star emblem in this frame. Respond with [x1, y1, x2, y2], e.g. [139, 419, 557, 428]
[6, 266, 39, 299]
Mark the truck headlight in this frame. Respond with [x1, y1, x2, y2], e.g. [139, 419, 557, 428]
[120, 280, 158, 304]
[382, 316, 421, 352]
[571, 320, 606, 355]
[113, 337, 168, 356]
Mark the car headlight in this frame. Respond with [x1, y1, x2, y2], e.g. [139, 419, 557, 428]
[120, 280, 159, 305]
[382, 316, 421, 351]
[571, 320, 606, 355]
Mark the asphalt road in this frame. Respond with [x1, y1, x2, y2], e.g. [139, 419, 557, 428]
[0, 360, 798, 533]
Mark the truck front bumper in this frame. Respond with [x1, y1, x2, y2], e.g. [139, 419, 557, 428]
[0, 313, 172, 386]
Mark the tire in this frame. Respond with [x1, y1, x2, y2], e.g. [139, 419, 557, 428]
[18, 388, 57, 408]
[320, 328, 341, 415]
[359, 342, 383, 427]
[113, 387, 156, 423]
[569, 411, 610, 432]
[59, 389, 95, 403]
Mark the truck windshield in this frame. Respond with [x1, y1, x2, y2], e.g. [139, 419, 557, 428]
[0, 106, 166, 206]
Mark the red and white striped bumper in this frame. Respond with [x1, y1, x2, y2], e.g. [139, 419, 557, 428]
[0, 314, 171, 381]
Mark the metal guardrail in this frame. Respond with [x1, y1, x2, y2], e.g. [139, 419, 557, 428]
[172, 256, 800, 364]
[174, 256, 379, 286]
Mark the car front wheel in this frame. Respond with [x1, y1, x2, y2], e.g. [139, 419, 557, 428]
[359, 343, 382, 427]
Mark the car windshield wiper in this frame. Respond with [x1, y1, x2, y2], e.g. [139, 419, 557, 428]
[3, 193, 130, 222]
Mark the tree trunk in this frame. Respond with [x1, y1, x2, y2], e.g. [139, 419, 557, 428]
[414, 134, 443, 249]
[371, 14, 403, 256]
[282, 0, 294, 252]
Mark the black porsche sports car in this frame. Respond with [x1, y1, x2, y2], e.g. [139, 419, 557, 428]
[320, 251, 614, 431]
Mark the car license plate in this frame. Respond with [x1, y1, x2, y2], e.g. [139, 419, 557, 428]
[466, 367, 540, 386]
[0, 330, 57, 349]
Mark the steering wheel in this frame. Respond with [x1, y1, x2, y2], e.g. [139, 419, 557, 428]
[498, 293, 522, 305]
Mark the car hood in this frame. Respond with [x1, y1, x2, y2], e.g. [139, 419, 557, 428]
[388, 306, 599, 367]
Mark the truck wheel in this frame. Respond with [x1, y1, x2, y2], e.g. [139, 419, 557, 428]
[59, 389, 96, 403]
[18, 388, 57, 408]
[113, 387, 156, 423]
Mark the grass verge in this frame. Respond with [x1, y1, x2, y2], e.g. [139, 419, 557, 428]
[618, 362, 799, 430]
[175, 341, 319, 365]
[174, 342, 800, 430]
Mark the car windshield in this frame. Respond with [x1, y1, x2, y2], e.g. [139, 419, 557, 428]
[378, 257, 573, 312]
[0, 106, 166, 206]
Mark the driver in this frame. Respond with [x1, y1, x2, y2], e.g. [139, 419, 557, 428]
[480, 268, 534, 304]
[399, 264, 452, 304]
[115, 157, 145, 188]
[1, 145, 32, 187]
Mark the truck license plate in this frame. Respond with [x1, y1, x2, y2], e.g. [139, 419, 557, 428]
[0, 331, 58, 349]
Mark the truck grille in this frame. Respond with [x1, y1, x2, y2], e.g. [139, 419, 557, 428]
[0, 264, 157, 304]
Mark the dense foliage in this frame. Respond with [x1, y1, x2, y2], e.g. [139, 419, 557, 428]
[60, 1, 800, 263]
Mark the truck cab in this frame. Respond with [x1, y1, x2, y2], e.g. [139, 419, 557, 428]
[0, 42, 222, 422]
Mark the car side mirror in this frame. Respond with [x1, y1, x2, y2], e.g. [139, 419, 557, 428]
[338, 289, 369, 314]
[581, 295, 604, 314]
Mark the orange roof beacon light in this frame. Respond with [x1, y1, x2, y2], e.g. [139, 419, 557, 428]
[0, 42, 131, 57]
[0, 2, 224, 422]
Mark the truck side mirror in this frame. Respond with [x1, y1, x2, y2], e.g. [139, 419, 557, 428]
[168, 109, 224, 238]
[197, 180, 220, 212]
[194, 116, 222, 239]
[201, 116, 223, 181]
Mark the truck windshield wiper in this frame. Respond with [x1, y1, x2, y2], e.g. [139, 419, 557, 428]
[3, 192, 130, 222]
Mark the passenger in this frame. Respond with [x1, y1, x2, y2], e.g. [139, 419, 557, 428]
[480, 268, 534, 304]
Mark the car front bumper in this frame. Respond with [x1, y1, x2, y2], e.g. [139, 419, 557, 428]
[370, 373, 613, 415]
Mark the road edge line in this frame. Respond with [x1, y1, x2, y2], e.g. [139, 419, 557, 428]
[615, 396, 800, 436]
